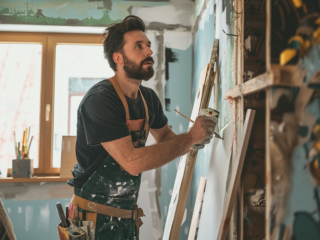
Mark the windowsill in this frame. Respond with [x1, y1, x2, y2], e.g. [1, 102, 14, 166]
[0, 176, 70, 183]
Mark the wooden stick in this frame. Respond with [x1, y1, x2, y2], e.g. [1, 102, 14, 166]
[265, 89, 271, 240]
[26, 136, 33, 158]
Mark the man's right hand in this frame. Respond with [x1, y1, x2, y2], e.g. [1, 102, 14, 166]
[188, 115, 216, 145]
[102, 117, 217, 176]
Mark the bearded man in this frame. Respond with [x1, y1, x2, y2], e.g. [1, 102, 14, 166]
[67, 15, 216, 240]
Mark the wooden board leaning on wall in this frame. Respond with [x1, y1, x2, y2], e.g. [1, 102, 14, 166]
[163, 39, 219, 240]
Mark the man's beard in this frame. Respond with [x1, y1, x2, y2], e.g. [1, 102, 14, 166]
[122, 53, 154, 81]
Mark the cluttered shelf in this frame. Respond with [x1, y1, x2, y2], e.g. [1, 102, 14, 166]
[225, 64, 302, 99]
[0, 176, 70, 183]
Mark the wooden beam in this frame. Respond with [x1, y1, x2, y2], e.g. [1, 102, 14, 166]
[225, 72, 272, 99]
[265, 89, 271, 240]
[217, 109, 256, 240]
[225, 64, 303, 99]
[266, 0, 271, 72]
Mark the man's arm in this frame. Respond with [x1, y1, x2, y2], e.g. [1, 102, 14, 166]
[150, 124, 177, 143]
[101, 115, 215, 176]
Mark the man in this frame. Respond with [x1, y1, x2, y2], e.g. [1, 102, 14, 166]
[67, 15, 216, 240]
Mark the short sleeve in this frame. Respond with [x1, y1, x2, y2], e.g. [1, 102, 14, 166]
[150, 89, 168, 129]
[80, 89, 130, 146]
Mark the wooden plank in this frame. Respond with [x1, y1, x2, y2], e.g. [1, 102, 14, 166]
[235, 0, 245, 236]
[0, 199, 17, 240]
[239, 0, 245, 141]
[225, 72, 272, 99]
[217, 109, 256, 240]
[166, 39, 219, 240]
[163, 65, 209, 240]
[266, 0, 271, 72]
[201, 39, 219, 109]
[265, 89, 271, 240]
[187, 177, 206, 240]
[239, 181, 244, 240]
[225, 64, 304, 99]
[168, 151, 198, 240]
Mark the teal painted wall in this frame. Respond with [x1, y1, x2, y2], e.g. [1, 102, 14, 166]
[160, 45, 193, 240]
[193, 0, 215, 101]
[2, 198, 71, 240]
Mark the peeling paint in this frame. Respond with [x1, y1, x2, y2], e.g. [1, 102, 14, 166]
[164, 31, 192, 51]
[0, 0, 193, 28]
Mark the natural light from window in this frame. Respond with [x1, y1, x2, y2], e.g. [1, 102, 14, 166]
[0, 43, 42, 168]
[52, 44, 114, 168]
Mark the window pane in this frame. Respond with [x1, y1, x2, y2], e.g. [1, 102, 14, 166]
[53, 45, 113, 168]
[0, 44, 42, 168]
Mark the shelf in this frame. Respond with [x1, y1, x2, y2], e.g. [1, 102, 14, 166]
[225, 64, 303, 99]
[0, 176, 70, 183]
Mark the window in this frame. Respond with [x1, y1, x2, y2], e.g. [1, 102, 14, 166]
[0, 32, 113, 175]
[0, 43, 42, 168]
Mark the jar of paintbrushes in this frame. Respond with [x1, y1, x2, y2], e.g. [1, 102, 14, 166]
[12, 127, 34, 178]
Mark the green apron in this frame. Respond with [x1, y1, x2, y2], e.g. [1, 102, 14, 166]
[74, 77, 150, 240]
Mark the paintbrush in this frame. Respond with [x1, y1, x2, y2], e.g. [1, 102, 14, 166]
[175, 109, 223, 140]
[25, 136, 33, 159]
[13, 131, 18, 159]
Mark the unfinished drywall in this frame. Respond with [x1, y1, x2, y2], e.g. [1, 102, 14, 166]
[269, 44, 320, 240]
[0, 0, 193, 30]
[197, 121, 233, 240]
[191, 0, 235, 212]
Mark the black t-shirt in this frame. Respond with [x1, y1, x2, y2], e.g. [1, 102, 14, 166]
[67, 79, 168, 189]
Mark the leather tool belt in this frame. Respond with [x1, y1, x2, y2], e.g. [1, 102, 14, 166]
[71, 194, 145, 228]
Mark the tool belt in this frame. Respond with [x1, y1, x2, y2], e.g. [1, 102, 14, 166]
[71, 194, 145, 229]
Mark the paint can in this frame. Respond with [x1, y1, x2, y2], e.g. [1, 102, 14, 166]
[68, 231, 86, 240]
[199, 108, 220, 125]
[67, 219, 86, 240]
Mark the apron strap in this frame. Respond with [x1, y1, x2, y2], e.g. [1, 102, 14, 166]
[109, 77, 130, 121]
[109, 77, 149, 139]
[138, 88, 150, 138]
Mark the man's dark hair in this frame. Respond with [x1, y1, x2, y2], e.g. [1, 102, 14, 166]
[103, 15, 146, 71]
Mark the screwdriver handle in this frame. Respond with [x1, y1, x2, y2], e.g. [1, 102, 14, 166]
[56, 203, 68, 228]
